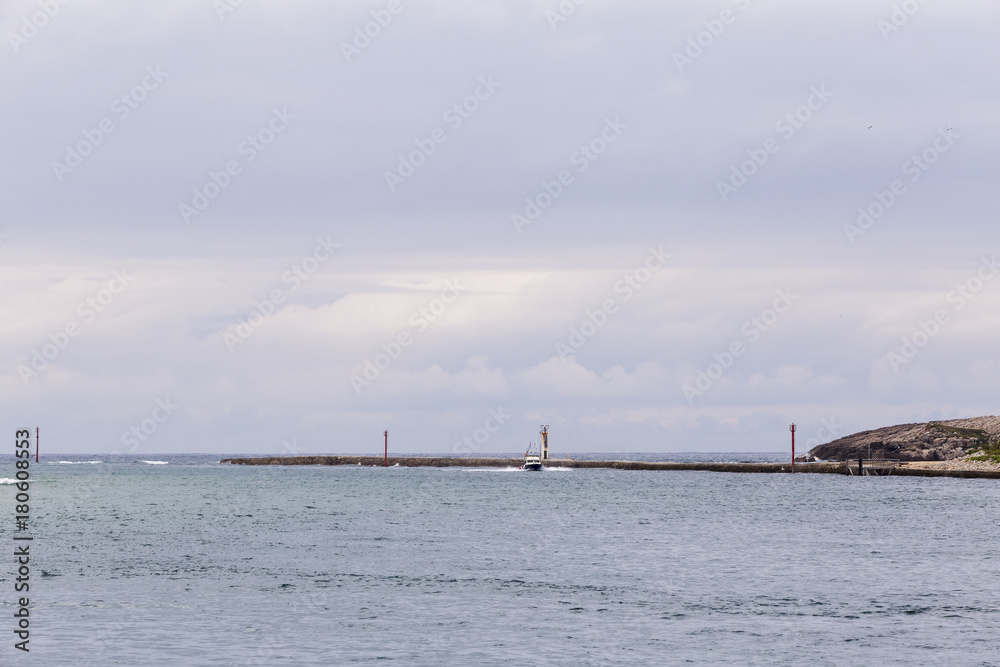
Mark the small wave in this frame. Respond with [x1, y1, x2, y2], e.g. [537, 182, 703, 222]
[544, 466, 573, 472]
[0, 478, 17, 485]
[143, 461, 169, 465]
[51, 461, 103, 465]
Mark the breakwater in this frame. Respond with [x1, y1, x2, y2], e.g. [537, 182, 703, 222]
[219, 456, 1000, 478]
[220, 455, 833, 472]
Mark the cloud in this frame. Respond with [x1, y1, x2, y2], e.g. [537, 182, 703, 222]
[3, 1, 999, 452]
[747, 365, 846, 394]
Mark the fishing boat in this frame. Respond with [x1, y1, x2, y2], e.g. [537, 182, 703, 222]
[521, 442, 543, 471]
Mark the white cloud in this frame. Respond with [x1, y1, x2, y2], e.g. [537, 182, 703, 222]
[3, 1, 998, 452]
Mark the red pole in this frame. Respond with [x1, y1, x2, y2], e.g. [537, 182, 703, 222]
[789, 423, 796, 470]
[384, 430, 388, 467]
[35, 427, 39, 463]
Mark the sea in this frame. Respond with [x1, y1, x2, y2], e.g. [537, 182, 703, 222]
[3, 453, 999, 665]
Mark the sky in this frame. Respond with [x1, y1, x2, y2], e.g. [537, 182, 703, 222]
[2, 0, 998, 455]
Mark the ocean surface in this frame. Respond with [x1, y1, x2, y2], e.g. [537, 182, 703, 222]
[3, 454, 999, 665]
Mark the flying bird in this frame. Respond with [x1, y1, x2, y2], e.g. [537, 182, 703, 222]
[867, 125, 873, 130]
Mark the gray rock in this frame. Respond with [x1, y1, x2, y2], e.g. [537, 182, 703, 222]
[808, 416, 1000, 462]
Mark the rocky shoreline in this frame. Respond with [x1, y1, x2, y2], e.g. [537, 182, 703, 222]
[902, 458, 1000, 473]
[808, 416, 1000, 463]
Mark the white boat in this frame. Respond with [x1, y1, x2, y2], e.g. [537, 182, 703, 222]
[521, 442, 543, 471]
[521, 426, 552, 470]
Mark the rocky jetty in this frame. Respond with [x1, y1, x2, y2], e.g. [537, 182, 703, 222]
[220, 454, 1000, 478]
[219, 455, 843, 473]
[220, 455, 521, 468]
[808, 416, 1000, 462]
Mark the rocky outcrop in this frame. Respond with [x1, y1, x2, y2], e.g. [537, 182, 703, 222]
[808, 416, 1000, 462]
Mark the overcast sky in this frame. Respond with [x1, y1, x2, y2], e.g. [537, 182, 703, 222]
[3, 0, 998, 455]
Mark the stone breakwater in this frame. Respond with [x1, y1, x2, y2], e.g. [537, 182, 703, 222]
[219, 456, 837, 472]
[219, 456, 1000, 478]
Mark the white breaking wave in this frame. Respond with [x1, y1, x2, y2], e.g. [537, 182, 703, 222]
[143, 461, 169, 465]
[0, 478, 17, 485]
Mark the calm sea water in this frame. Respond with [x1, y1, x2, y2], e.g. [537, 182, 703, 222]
[4, 454, 999, 665]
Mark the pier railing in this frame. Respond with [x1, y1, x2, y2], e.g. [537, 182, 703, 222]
[846, 458, 900, 476]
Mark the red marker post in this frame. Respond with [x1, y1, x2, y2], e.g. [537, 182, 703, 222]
[789, 423, 796, 470]
[35, 427, 39, 463]
[384, 430, 388, 467]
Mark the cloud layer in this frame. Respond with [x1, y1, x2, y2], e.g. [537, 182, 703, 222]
[3, 0, 998, 454]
